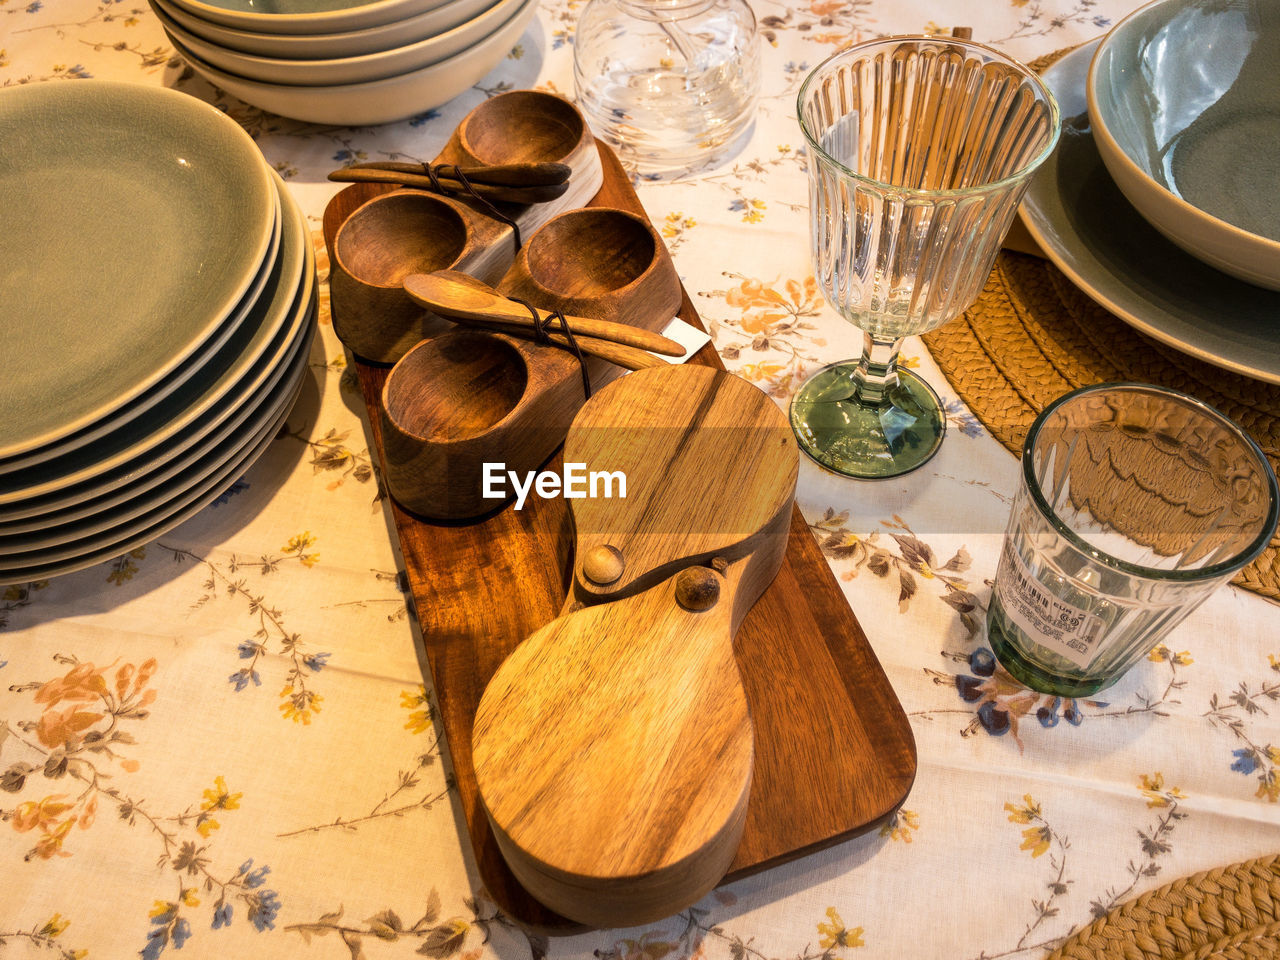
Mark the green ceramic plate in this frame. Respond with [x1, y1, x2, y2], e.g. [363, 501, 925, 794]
[0, 80, 276, 458]
[0, 355, 307, 580]
[0, 172, 309, 509]
[0, 177, 317, 564]
[0, 317, 312, 558]
[1019, 40, 1280, 384]
[0, 179, 281, 475]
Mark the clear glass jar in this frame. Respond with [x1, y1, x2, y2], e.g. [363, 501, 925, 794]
[573, 0, 760, 177]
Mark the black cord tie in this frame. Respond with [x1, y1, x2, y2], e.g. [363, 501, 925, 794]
[509, 297, 591, 400]
[420, 162, 522, 251]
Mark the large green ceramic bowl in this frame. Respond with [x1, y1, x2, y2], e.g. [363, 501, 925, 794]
[1088, 0, 1280, 290]
[0, 80, 275, 459]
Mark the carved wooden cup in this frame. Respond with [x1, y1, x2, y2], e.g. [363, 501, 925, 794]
[330, 190, 513, 363]
[329, 90, 605, 364]
[378, 206, 682, 520]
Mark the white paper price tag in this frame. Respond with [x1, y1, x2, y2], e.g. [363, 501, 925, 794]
[995, 538, 1107, 669]
[659, 317, 712, 363]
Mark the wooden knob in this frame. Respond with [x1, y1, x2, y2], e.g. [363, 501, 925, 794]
[582, 545, 624, 585]
[675, 567, 720, 612]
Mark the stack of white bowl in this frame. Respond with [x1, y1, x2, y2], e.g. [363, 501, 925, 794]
[0, 80, 316, 584]
[151, 0, 539, 125]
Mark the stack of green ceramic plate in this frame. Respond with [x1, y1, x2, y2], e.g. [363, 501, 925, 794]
[0, 80, 316, 583]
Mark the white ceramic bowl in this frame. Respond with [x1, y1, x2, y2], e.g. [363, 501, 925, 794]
[171, 0, 536, 125]
[1088, 0, 1280, 290]
[154, 0, 521, 86]
[165, 0, 453, 35]
[151, 0, 495, 59]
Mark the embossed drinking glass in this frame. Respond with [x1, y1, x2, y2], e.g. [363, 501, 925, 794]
[793, 37, 1060, 478]
[989, 383, 1278, 698]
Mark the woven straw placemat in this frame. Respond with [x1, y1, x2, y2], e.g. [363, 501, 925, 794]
[920, 54, 1280, 602]
[1046, 853, 1280, 960]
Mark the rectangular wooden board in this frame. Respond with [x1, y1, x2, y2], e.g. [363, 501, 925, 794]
[324, 141, 917, 933]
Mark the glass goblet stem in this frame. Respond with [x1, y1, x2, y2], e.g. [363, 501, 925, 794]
[848, 332, 904, 406]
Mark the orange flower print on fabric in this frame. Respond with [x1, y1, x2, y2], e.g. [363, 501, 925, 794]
[4, 655, 156, 860]
[25, 912, 88, 958]
[38, 913, 70, 938]
[1004, 794, 1041, 824]
[201, 776, 242, 813]
[724, 275, 820, 324]
[33, 661, 108, 707]
[1019, 825, 1052, 858]
[279, 684, 322, 725]
[1140, 773, 1187, 808]
[13, 794, 73, 834]
[12, 795, 75, 859]
[281, 531, 320, 568]
[878, 808, 919, 843]
[35, 704, 104, 750]
[1148, 645, 1193, 666]
[31, 658, 156, 753]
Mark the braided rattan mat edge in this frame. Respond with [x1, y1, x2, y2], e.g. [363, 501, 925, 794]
[1045, 853, 1280, 960]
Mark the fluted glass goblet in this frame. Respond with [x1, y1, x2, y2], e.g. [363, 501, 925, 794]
[792, 37, 1061, 478]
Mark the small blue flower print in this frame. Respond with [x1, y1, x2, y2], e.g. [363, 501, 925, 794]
[248, 889, 281, 931]
[1037, 697, 1062, 728]
[212, 901, 233, 929]
[1231, 748, 1260, 775]
[969, 648, 997, 677]
[245, 863, 271, 888]
[978, 701, 1011, 736]
[228, 668, 261, 691]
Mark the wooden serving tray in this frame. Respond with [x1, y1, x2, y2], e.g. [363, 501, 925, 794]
[324, 142, 917, 932]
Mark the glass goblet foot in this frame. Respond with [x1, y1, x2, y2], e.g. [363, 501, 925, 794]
[789, 361, 946, 479]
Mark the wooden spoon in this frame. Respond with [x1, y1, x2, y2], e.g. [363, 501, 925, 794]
[478, 322, 667, 370]
[328, 167, 571, 205]
[338, 159, 572, 186]
[403, 270, 686, 356]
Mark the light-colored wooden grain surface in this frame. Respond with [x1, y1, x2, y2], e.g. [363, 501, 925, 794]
[565, 365, 800, 604]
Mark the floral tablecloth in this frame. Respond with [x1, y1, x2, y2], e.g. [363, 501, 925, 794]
[3, 2, 1278, 958]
